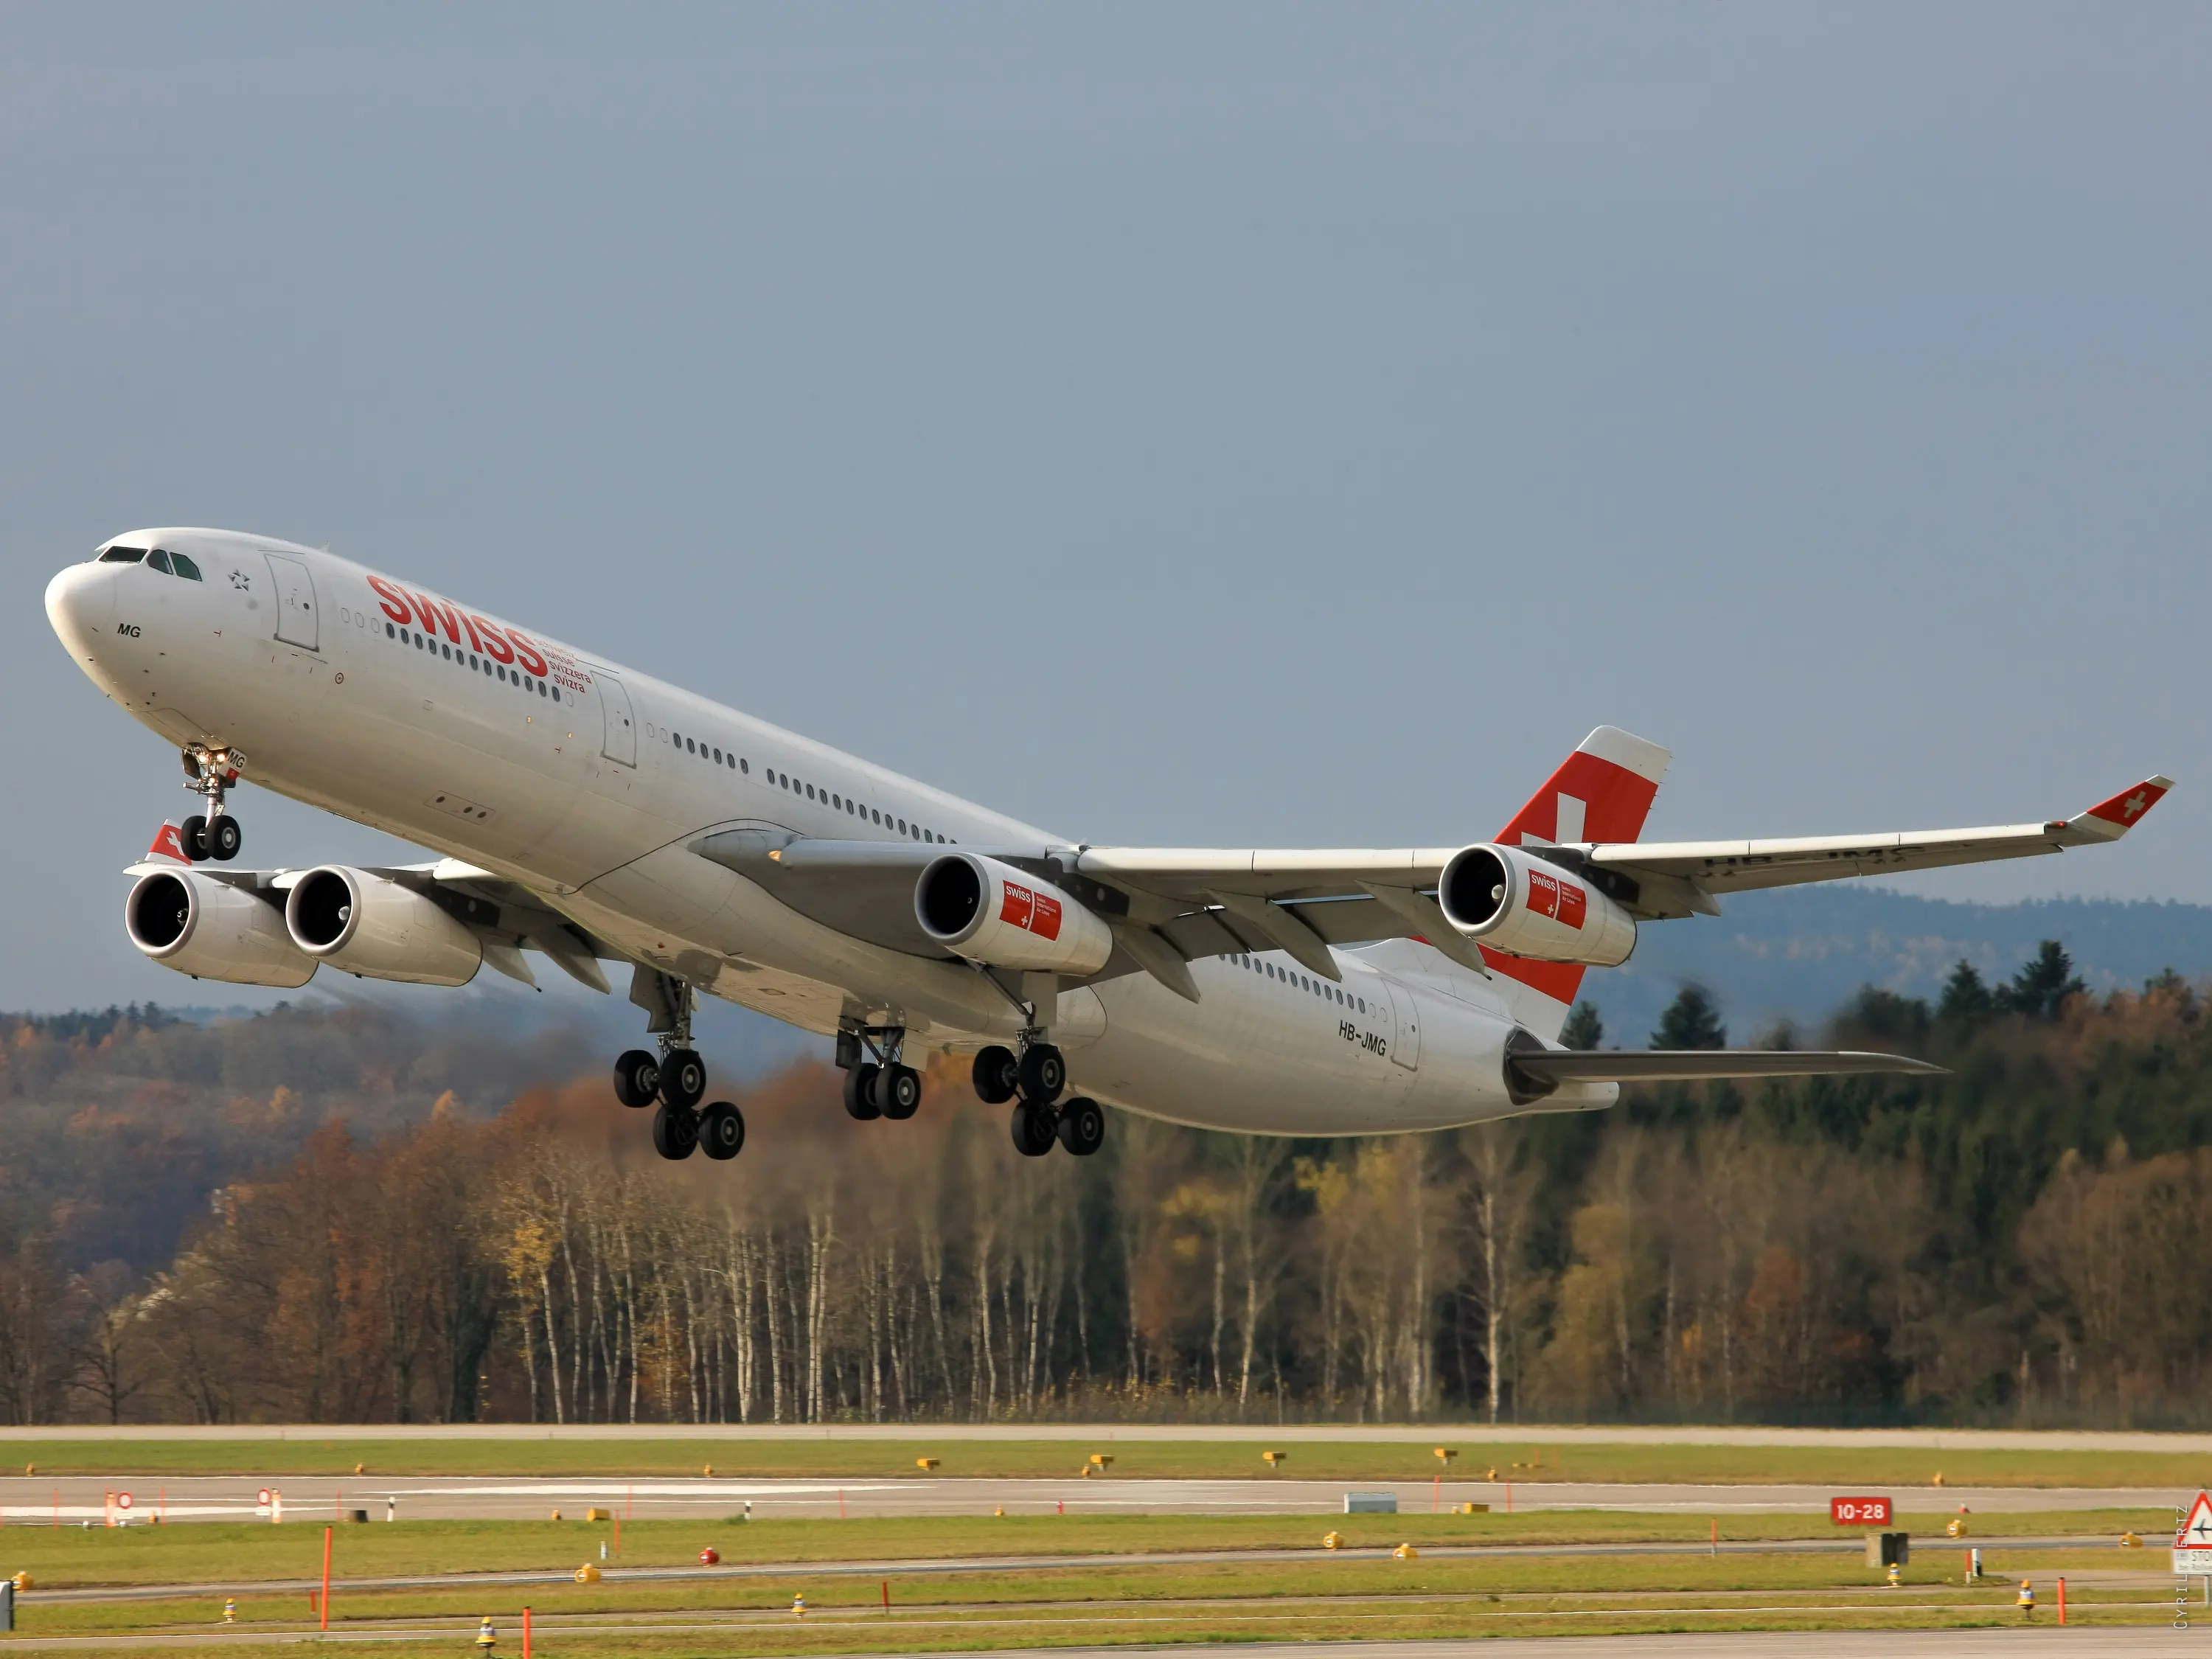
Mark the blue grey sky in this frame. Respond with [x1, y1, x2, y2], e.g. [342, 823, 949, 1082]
[7, 4, 2208, 1012]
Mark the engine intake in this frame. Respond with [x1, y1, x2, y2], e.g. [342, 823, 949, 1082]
[1437, 843, 1636, 967]
[915, 853, 1113, 975]
[125, 870, 317, 987]
[285, 866, 484, 986]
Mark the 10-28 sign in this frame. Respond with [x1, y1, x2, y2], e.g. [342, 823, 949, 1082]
[1831, 1496, 1893, 1526]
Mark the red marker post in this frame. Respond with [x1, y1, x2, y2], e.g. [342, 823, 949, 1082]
[320, 1526, 332, 1631]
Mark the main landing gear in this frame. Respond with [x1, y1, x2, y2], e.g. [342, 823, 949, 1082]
[836, 1024, 922, 1122]
[178, 745, 246, 862]
[972, 1037, 1104, 1159]
[615, 974, 743, 1162]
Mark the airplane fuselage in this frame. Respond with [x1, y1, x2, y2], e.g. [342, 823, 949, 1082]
[46, 528, 1612, 1135]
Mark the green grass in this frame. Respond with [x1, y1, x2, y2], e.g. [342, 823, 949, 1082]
[1, 1531, 2183, 1653]
[0, 1509, 2171, 1593]
[5, 1434, 2210, 1488]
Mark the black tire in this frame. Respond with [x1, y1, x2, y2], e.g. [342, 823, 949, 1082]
[652, 1104, 699, 1160]
[180, 815, 209, 862]
[876, 1064, 921, 1120]
[699, 1102, 745, 1161]
[1010, 1101, 1057, 1158]
[208, 817, 243, 861]
[613, 1049, 660, 1109]
[844, 1062, 882, 1121]
[1018, 1043, 1065, 1104]
[971, 1046, 1018, 1105]
[659, 1047, 707, 1110]
[1057, 1096, 1105, 1157]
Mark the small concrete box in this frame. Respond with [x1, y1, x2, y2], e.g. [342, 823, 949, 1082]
[1345, 1492, 1398, 1514]
[1865, 1531, 1910, 1568]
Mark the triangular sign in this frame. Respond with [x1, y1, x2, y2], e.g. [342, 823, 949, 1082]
[2178, 1491, 2212, 1548]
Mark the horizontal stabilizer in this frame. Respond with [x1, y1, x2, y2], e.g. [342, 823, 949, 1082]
[1510, 1048, 1945, 1084]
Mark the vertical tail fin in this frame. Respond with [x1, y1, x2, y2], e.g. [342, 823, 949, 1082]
[1483, 727, 1671, 1030]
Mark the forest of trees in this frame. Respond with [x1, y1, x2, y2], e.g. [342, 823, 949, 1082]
[2, 939, 2211, 1427]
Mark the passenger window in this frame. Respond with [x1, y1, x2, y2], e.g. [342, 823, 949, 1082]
[897, 819, 907, 833]
[551, 686, 560, 702]
[712, 748, 722, 763]
[170, 554, 201, 580]
[146, 550, 174, 575]
[387, 622, 396, 639]
[98, 546, 146, 563]
[739, 759, 748, 773]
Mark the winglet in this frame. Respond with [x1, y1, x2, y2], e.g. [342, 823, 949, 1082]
[141, 821, 192, 867]
[2067, 776, 2174, 841]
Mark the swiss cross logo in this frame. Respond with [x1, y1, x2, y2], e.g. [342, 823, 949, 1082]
[1525, 870, 1587, 930]
[1527, 869, 1560, 919]
[2122, 790, 2149, 818]
[145, 823, 189, 865]
[998, 882, 1063, 942]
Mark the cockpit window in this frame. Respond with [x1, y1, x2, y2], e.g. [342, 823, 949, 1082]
[168, 552, 203, 581]
[98, 546, 147, 563]
[146, 550, 174, 574]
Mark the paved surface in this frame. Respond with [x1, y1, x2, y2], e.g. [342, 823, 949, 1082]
[0, 1473, 2185, 1524]
[0, 1423, 2206, 1451]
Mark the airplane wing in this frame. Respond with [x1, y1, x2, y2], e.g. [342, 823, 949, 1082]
[126, 834, 617, 992]
[1582, 776, 2176, 918]
[689, 770, 2174, 1001]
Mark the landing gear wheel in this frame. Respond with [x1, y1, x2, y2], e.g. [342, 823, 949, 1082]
[180, 815, 209, 863]
[844, 1062, 883, 1121]
[1010, 1100, 1057, 1158]
[1018, 1043, 1065, 1105]
[1056, 1096, 1105, 1157]
[972, 1046, 1018, 1105]
[613, 1049, 661, 1108]
[207, 817, 243, 862]
[698, 1102, 745, 1161]
[652, 1104, 700, 1160]
[874, 1063, 922, 1120]
[659, 1048, 707, 1110]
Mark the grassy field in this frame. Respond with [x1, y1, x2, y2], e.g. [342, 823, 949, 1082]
[0, 1515, 2183, 1653]
[2, 1435, 2208, 1488]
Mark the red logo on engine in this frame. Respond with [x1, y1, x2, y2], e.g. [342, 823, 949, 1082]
[1526, 868, 1587, 930]
[1558, 882, 1587, 929]
[1527, 869, 1559, 919]
[999, 882, 1064, 941]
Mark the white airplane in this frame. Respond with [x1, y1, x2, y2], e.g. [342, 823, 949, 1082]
[46, 529, 2171, 1163]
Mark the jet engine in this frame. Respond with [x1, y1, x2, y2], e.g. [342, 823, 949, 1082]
[284, 866, 484, 986]
[915, 853, 1114, 975]
[125, 870, 317, 988]
[1436, 844, 1637, 967]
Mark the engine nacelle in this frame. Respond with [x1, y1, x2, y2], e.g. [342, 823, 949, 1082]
[915, 853, 1114, 976]
[285, 866, 484, 986]
[125, 870, 318, 988]
[1436, 844, 1637, 967]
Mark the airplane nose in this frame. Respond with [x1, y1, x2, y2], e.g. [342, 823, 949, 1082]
[45, 560, 114, 656]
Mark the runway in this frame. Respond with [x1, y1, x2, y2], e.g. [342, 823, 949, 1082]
[0, 1473, 2182, 1524]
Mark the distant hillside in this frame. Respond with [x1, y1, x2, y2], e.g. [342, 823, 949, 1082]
[1583, 886, 2212, 1043]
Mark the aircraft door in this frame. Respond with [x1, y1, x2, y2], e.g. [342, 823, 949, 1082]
[1382, 977, 1422, 1070]
[595, 669, 637, 766]
[263, 554, 319, 650]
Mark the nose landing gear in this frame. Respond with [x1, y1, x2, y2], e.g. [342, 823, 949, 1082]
[618, 971, 743, 1162]
[179, 745, 246, 862]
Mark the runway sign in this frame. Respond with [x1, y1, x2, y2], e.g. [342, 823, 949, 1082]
[1831, 1495, 1892, 1526]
